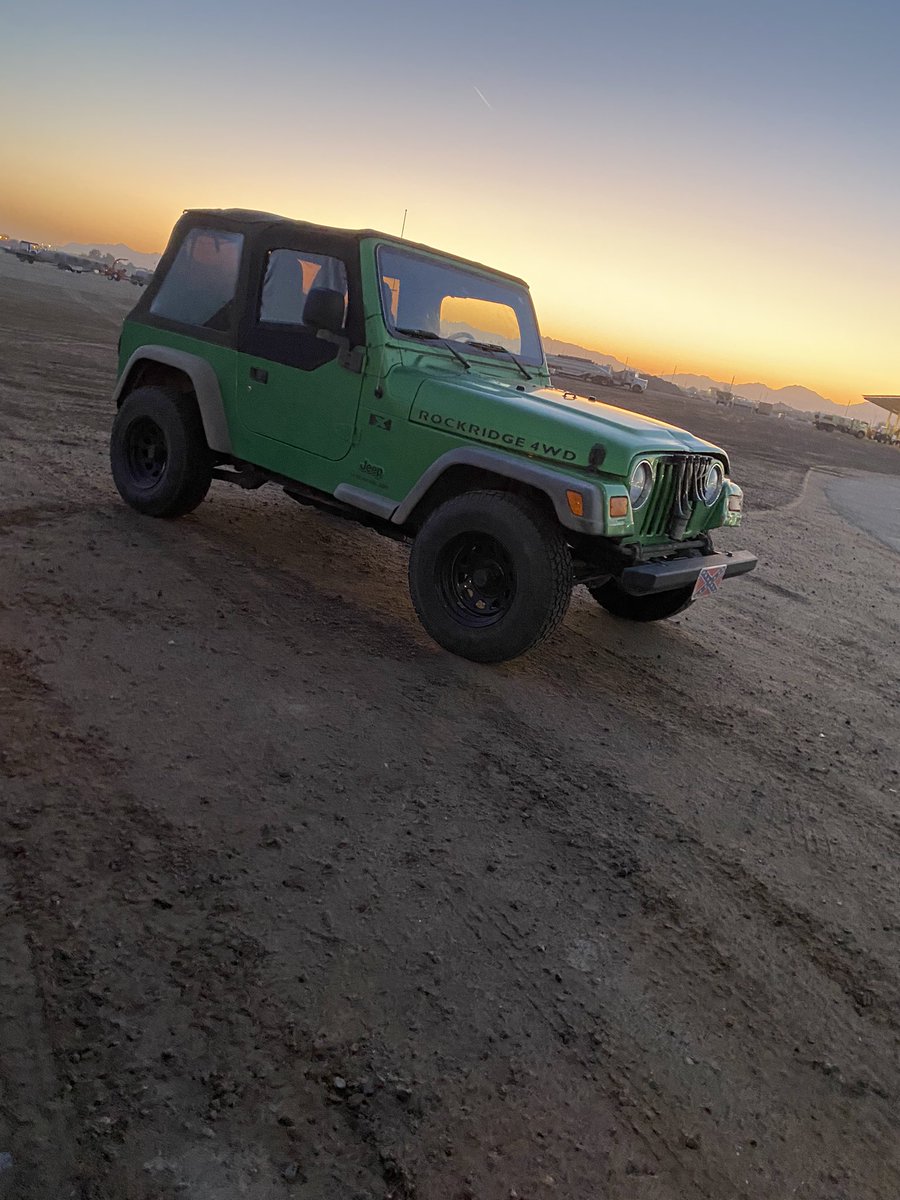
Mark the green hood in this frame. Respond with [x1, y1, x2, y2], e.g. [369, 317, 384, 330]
[409, 373, 728, 476]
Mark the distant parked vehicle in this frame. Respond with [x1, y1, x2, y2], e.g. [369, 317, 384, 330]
[102, 258, 130, 282]
[54, 252, 91, 273]
[546, 354, 646, 393]
[14, 240, 40, 264]
[611, 369, 648, 394]
[815, 413, 868, 438]
[870, 425, 899, 445]
[546, 354, 614, 385]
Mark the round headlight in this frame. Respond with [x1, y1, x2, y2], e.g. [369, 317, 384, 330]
[629, 460, 653, 509]
[700, 462, 724, 505]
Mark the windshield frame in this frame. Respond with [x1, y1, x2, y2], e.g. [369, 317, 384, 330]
[375, 243, 545, 369]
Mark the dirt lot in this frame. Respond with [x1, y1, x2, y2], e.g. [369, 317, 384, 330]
[1, 254, 899, 1200]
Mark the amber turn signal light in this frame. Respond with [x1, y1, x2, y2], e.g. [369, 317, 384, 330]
[608, 496, 629, 518]
[566, 490, 584, 517]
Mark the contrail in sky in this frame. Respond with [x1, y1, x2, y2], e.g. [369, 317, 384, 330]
[473, 85, 493, 110]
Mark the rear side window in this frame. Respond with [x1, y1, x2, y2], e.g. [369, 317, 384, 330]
[259, 249, 348, 326]
[150, 228, 243, 329]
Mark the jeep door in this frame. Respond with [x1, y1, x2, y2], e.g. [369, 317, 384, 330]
[235, 239, 364, 461]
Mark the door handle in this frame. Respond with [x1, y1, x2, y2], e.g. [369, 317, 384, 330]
[250, 366, 268, 384]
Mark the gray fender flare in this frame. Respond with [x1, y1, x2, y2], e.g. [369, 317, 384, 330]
[389, 446, 606, 536]
[113, 345, 233, 455]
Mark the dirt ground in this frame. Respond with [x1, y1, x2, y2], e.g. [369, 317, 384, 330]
[1, 253, 899, 1200]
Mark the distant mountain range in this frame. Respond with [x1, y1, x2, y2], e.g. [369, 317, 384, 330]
[669, 375, 885, 423]
[60, 242, 161, 271]
[542, 335, 885, 423]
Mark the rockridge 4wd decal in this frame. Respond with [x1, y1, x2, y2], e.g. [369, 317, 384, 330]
[416, 409, 577, 461]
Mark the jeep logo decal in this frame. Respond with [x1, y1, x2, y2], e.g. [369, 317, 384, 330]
[359, 460, 384, 479]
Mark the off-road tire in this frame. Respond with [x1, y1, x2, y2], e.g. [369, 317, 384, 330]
[408, 490, 572, 663]
[110, 385, 213, 518]
[588, 579, 694, 622]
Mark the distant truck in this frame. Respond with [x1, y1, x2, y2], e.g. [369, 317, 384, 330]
[14, 240, 41, 264]
[611, 368, 648, 394]
[814, 413, 867, 439]
[546, 354, 647, 393]
[546, 354, 614, 385]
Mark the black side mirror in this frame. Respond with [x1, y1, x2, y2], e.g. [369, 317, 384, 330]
[303, 288, 344, 335]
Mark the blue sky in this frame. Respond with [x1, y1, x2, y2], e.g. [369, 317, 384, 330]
[2, 0, 898, 399]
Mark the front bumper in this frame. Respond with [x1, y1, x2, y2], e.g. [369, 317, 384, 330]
[619, 549, 757, 596]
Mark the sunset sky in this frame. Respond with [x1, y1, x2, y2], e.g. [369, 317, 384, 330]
[2, 0, 898, 404]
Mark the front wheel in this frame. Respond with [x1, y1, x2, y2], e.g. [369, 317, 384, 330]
[408, 491, 572, 662]
[110, 385, 213, 518]
[588, 579, 694, 622]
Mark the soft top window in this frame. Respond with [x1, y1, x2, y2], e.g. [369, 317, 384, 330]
[151, 227, 243, 330]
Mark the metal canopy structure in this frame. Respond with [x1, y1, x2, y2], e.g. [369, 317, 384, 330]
[863, 395, 900, 436]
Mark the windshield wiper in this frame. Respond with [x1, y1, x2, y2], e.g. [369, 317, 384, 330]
[466, 341, 532, 380]
[395, 327, 471, 370]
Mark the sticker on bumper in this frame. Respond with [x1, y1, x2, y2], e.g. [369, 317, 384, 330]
[692, 564, 727, 601]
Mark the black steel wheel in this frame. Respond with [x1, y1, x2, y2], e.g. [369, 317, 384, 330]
[110, 385, 212, 518]
[436, 533, 516, 628]
[124, 416, 168, 490]
[409, 490, 571, 663]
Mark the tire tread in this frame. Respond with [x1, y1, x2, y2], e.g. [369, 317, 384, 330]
[409, 489, 571, 662]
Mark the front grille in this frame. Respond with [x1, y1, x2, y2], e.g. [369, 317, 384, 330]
[638, 454, 713, 539]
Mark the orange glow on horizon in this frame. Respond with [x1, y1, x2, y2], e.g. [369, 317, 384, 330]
[2, 150, 893, 411]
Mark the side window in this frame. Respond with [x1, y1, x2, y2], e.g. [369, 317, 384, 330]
[259, 250, 348, 326]
[150, 228, 243, 329]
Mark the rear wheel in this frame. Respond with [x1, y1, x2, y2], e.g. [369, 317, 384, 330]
[110, 385, 212, 518]
[588, 579, 694, 622]
[409, 490, 571, 662]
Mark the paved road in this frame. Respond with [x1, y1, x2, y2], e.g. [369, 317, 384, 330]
[826, 473, 900, 555]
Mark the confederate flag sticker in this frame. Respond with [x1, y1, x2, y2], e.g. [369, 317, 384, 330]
[691, 564, 727, 601]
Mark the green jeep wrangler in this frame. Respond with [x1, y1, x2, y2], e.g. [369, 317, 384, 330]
[110, 209, 756, 662]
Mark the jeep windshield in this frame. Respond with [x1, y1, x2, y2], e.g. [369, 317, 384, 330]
[377, 245, 544, 368]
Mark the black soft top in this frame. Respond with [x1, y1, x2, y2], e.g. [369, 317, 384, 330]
[182, 208, 530, 289]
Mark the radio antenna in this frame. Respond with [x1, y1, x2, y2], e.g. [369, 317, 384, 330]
[400, 209, 408, 238]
